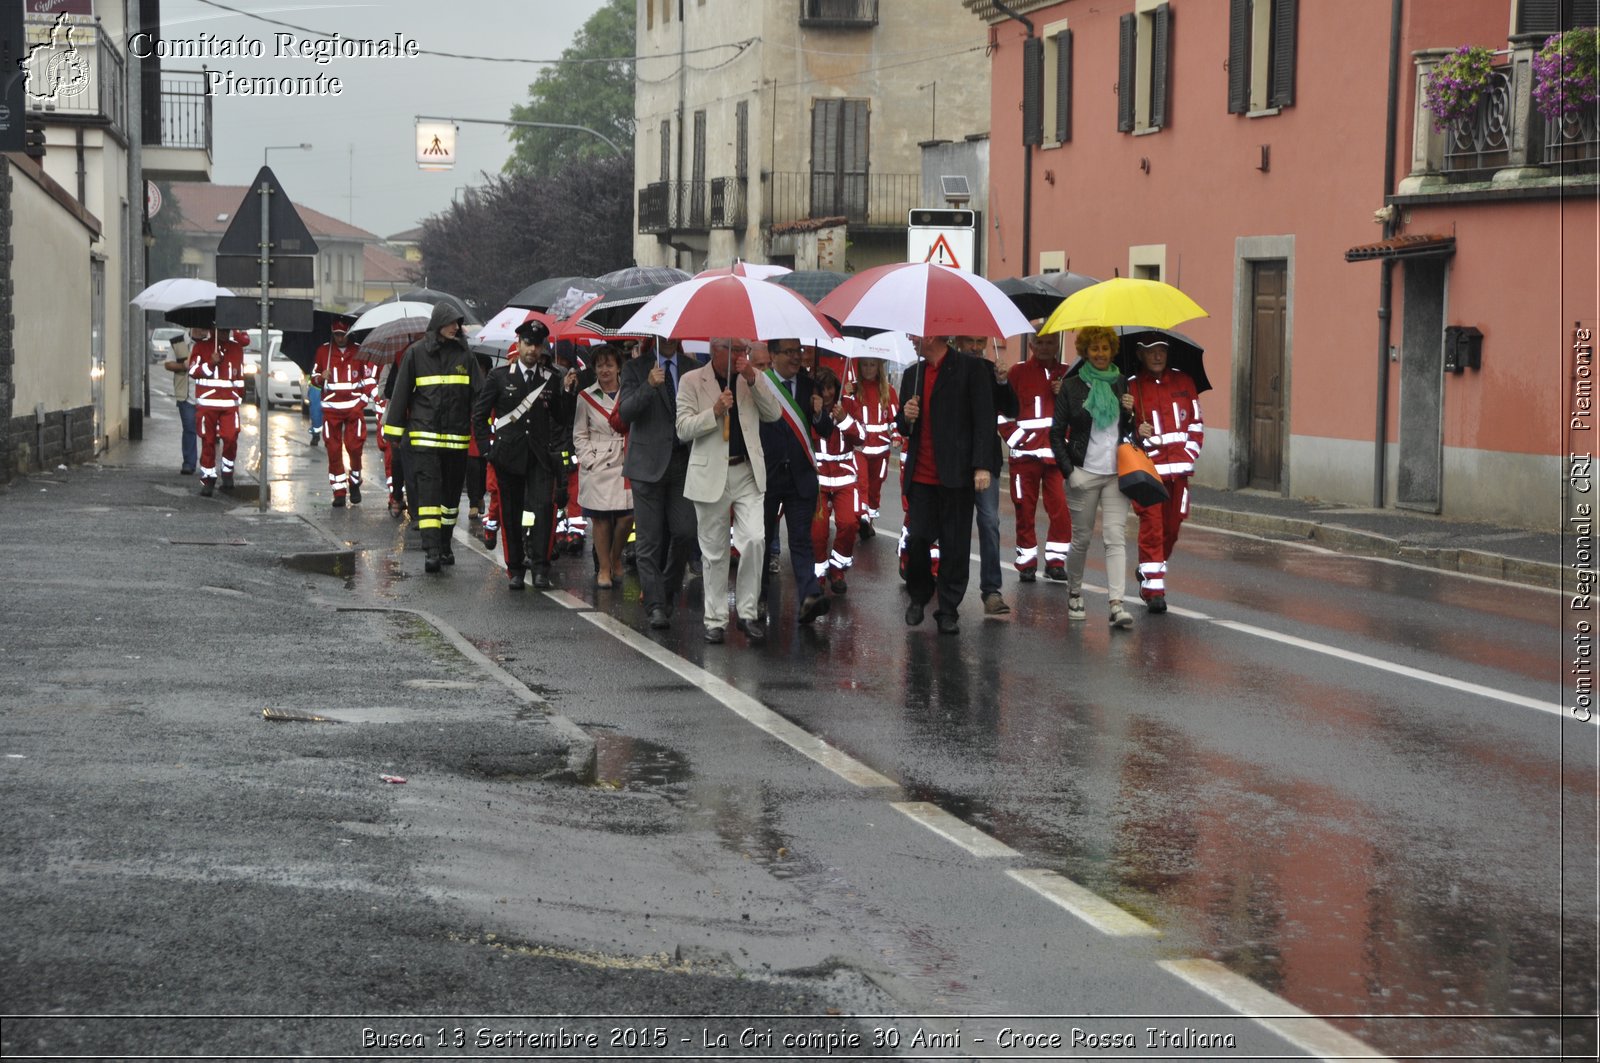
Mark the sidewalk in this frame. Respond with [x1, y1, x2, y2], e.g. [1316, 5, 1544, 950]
[1185, 483, 1563, 590]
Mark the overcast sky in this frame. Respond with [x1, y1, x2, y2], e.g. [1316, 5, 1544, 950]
[159, 0, 612, 237]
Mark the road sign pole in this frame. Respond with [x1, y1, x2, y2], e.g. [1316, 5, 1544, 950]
[258, 179, 271, 512]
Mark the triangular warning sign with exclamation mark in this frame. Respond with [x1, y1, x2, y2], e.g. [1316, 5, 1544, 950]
[923, 233, 962, 269]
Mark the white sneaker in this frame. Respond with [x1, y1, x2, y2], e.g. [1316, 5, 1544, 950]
[1109, 601, 1134, 629]
[1067, 594, 1086, 621]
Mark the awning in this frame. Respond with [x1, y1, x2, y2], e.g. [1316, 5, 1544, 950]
[1344, 234, 1456, 262]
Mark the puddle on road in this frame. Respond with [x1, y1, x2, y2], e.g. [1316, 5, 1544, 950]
[593, 734, 692, 790]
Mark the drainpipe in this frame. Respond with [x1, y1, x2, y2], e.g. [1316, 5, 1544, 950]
[991, 0, 1033, 274]
[1374, 0, 1403, 507]
[675, 0, 687, 269]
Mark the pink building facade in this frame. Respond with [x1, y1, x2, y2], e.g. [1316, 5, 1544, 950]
[965, 0, 1597, 528]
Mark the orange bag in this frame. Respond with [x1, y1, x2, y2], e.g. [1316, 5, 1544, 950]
[1117, 440, 1169, 507]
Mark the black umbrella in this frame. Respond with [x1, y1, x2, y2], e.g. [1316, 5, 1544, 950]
[595, 265, 691, 289]
[770, 269, 850, 304]
[279, 309, 353, 373]
[1028, 271, 1101, 299]
[504, 275, 603, 312]
[164, 304, 218, 328]
[558, 282, 681, 336]
[391, 287, 480, 326]
[994, 276, 1067, 322]
[1116, 327, 1211, 394]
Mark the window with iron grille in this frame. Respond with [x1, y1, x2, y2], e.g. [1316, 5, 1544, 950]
[690, 109, 707, 227]
[1227, 0, 1297, 115]
[810, 98, 870, 222]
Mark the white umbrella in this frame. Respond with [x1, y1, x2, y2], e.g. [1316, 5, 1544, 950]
[842, 331, 918, 367]
[130, 278, 233, 311]
[616, 275, 839, 341]
[695, 260, 793, 281]
[349, 300, 437, 338]
[473, 307, 558, 348]
[818, 262, 1033, 338]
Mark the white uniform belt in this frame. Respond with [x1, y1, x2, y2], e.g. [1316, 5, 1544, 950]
[1017, 416, 1051, 430]
[818, 473, 857, 488]
[859, 444, 889, 456]
[494, 380, 548, 432]
[197, 396, 238, 408]
[1010, 446, 1054, 459]
[1154, 461, 1194, 476]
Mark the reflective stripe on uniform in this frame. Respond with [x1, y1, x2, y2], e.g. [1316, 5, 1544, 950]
[415, 374, 473, 386]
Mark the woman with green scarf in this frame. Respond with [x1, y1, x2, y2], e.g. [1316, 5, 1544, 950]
[1048, 326, 1139, 629]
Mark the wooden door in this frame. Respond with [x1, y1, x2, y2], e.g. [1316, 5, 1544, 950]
[1248, 260, 1287, 490]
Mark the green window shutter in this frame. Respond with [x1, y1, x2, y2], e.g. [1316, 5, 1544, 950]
[1268, 0, 1298, 108]
[1150, 4, 1172, 129]
[1055, 29, 1073, 143]
[1023, 36, 1045, 146]
[1117, 13, 1136, 132]
[1227, 0, 1250, 114]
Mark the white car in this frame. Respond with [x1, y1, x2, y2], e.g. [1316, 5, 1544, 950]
[149, 327, 186, 363]
[241, 330, 307, 409]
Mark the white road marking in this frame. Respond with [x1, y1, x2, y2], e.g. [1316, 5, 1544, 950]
[579, 611, 899, 790]
[1212, 618, 1566, 717]
[1159, 958, 1397, 1062]
[546, 589, 589, 610]
[892, 801, 1018, 858]
[1006, 868, 1158, 937]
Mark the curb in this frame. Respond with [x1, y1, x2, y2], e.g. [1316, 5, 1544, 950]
[1187, 505, 1563, 591]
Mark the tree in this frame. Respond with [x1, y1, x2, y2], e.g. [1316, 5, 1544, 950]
[416, 152, 635, 314]
[505, 0, 635, 179]
[147, 181, 186, 281]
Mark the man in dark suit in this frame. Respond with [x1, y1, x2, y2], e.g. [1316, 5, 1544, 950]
[472, 320, 576, 589]
[759, 338, 833, 625]
[895, 334, 998, 634]
[619, 337, 698, 629]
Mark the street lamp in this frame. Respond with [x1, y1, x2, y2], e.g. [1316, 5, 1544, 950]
[263, 142, 312, 167]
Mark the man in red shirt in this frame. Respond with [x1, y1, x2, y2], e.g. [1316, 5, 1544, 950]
[1126, 337, 1205, 612]
[895, 335, 997, 635]
[187, 326, 246, 498]
[1004, 329, 1073, 582]
[312, 315, 377, 507]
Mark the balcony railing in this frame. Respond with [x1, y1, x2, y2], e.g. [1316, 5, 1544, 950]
[709, 178, 747, 228]
[23, 15, 126, 134]
[147, 70, 213, 153]
[1411, 42, 1598, 183]
[765, 171, 919, 229]
[800, 0, 879, 28]
[637, 180, 709, 233]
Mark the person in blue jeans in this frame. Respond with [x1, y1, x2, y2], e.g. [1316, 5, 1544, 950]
[162, 335, 198, 474]
[955, 336, 1017, 615]
[307, 379, 324, 446]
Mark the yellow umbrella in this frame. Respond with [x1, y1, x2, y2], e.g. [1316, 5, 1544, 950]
[1038, 277, 1208, 334]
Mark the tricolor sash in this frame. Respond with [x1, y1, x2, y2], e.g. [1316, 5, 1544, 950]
[764, 369, 816, 469]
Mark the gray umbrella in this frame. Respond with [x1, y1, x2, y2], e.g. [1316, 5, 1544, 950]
[1027, 271, 1101, 299]
[504, 276, 603, 312]
[769, 269, 850, 304]
[595, 265, 691, 289]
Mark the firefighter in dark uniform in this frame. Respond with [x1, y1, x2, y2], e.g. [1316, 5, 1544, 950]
[382, 304, 484, 573]
[472, 320, 578, 589]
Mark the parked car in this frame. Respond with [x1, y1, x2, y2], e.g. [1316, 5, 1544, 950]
[241, 330, 306, 409]
[149, 327, 186, 363]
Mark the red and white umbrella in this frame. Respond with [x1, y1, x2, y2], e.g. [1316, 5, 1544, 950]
[694, 260, 793, 281]
[841, 331, 918, 367]
[617, 275, 840, 341]
[474, 306, 558, 347]
[818, 262, 1032, 339]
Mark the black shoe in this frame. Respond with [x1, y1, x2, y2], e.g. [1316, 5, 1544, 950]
[484, 529, 497, 549]
[829, 576, 847, 595]
[532, 570, 552, 589]
[349, 483, 361, 505]
[858, 520, 876, 540]
[648, 606, 670, 630]
[1045, 562, 1068, 582]
[424, 553, 442, 574]
[508, 571, 525, 590]
[798, 592, 831, 624]
[1145, 594, 1168, 614]
[736, 618, 767, 643]
[1018, 568, 1037, 583]
[180, 466, 195, 476]
[704, 625, 725, 644]
[936, 613, 960, 635]
[219, 472, 234, 492]
[199, 481, 214, 498]
[332, 496, 346, 508]
[904, 602, 925, 626]
[440, 547, 455, 566]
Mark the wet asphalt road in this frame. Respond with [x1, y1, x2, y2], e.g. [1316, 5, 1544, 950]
[5, 386, 1595, 1061]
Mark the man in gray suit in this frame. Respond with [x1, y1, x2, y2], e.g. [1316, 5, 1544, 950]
[618, 338, 698, 630]
[677, 338, 784, 645]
